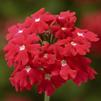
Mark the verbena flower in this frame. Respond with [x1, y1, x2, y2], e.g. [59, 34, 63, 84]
[4, 8, 99, 96]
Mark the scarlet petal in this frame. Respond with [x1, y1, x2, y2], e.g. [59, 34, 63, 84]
[14, 51, 29, 66]
[60, 66, 77, 80]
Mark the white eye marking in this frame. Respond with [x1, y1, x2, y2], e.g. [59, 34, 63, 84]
[35, 18, 40, 22]
[58, 16, 64, 19]
[39, 67, 44, 71]
[71, 41, 77, 46]
[61, 27, 67, 31]
[77, 32, 84, 37]
[43, 53, 48, 58]
[61, 60, 67, 67]
[25, 66, 31, 73]
[19, 45, 25, 51]
[18, 29, 23, 33]
[45, 74, 51, 80]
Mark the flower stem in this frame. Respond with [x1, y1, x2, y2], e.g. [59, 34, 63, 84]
[44, 93, 50, 101]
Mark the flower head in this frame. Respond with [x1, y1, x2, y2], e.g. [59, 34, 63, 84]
[4, 8, 99, 96]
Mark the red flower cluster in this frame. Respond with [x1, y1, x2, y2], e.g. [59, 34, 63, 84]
[81, 12, 101, 56]
[4, 8, 99, 96]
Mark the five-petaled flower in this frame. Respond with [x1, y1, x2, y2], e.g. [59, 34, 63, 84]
[4, 8, 99, 96]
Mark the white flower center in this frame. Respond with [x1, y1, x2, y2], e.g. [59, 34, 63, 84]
[58, 16, 64, 19]
[25, 66, 31, 73]
[45, 74, 51, 80]
[39, 67, 44, 71]
[71, 41, 77, 46]
[19, 45, 25, 51]
[61, 60, 67, 67]
[35, 18, 40, 22]
[77, 32, 84, 37]
[43, 53, 48, 58]
[61, 27, 67, 31]
[18, 29, 23, 33]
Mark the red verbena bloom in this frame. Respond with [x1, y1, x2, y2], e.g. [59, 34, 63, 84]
[4, 8, 99, 96]
[26, 8, 55, 34]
